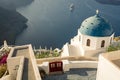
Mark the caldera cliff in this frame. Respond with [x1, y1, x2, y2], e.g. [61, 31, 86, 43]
[0, 0, 33, 45]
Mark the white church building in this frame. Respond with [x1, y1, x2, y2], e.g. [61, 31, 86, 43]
[61, 10, 114, 57]
[1, 10, 120, 80]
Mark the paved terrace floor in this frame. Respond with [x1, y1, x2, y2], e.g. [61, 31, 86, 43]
[43, 68, 97, 80]
[12, 47, 36, 80]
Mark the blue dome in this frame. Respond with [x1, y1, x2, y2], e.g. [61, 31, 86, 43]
[79, 14, 113, 37]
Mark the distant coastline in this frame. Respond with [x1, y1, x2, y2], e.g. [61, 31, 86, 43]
[0, 0, 33, 45]
[95, 0, 120, 5]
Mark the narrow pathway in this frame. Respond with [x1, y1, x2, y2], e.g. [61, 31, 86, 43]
[43, 68, 97, 80]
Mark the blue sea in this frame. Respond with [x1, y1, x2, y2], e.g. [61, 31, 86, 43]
[16, 0, 120, 49]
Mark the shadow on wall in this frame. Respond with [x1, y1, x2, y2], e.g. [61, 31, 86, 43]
[95, 0, 120, 5]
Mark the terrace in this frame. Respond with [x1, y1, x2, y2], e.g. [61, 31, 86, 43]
[43, 68, 97, 80]
[12, 46, 36, 80]
[34, 48, 61, 59]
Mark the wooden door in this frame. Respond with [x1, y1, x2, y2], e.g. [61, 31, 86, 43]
[49, 61, 63, 72]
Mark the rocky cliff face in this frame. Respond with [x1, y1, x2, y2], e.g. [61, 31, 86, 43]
[96, 0, 120, 5]
[0, 0, 33, 45]
[0, 7, 28, 45]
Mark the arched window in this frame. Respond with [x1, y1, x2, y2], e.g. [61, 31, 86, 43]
[101, 40, 105, 48]
[86, 39, 90, 46]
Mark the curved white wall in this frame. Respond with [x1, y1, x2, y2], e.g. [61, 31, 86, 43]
[78, 31, 114, 50]
[61, 43, 70, 57]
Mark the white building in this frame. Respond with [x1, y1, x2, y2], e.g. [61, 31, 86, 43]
[1, 10, 120, 80]
[61, 10, 114, 57]
[96, 50, 120, 80]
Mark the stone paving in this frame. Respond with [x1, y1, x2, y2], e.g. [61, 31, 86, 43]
[43, 68, 97, 80]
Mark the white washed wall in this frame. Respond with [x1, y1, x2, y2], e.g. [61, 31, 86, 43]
[96, 55, 120, 80]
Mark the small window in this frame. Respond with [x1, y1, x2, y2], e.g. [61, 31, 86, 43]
[86, 39, 90, 46]
[101, 40, 105, 48]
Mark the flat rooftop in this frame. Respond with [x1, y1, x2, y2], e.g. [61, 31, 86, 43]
[43, 68, 97, 80]
[102, 50, 120, 69]
[12, 47, 36, 80]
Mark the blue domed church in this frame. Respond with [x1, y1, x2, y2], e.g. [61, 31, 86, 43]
[61, 10, 114, 57]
